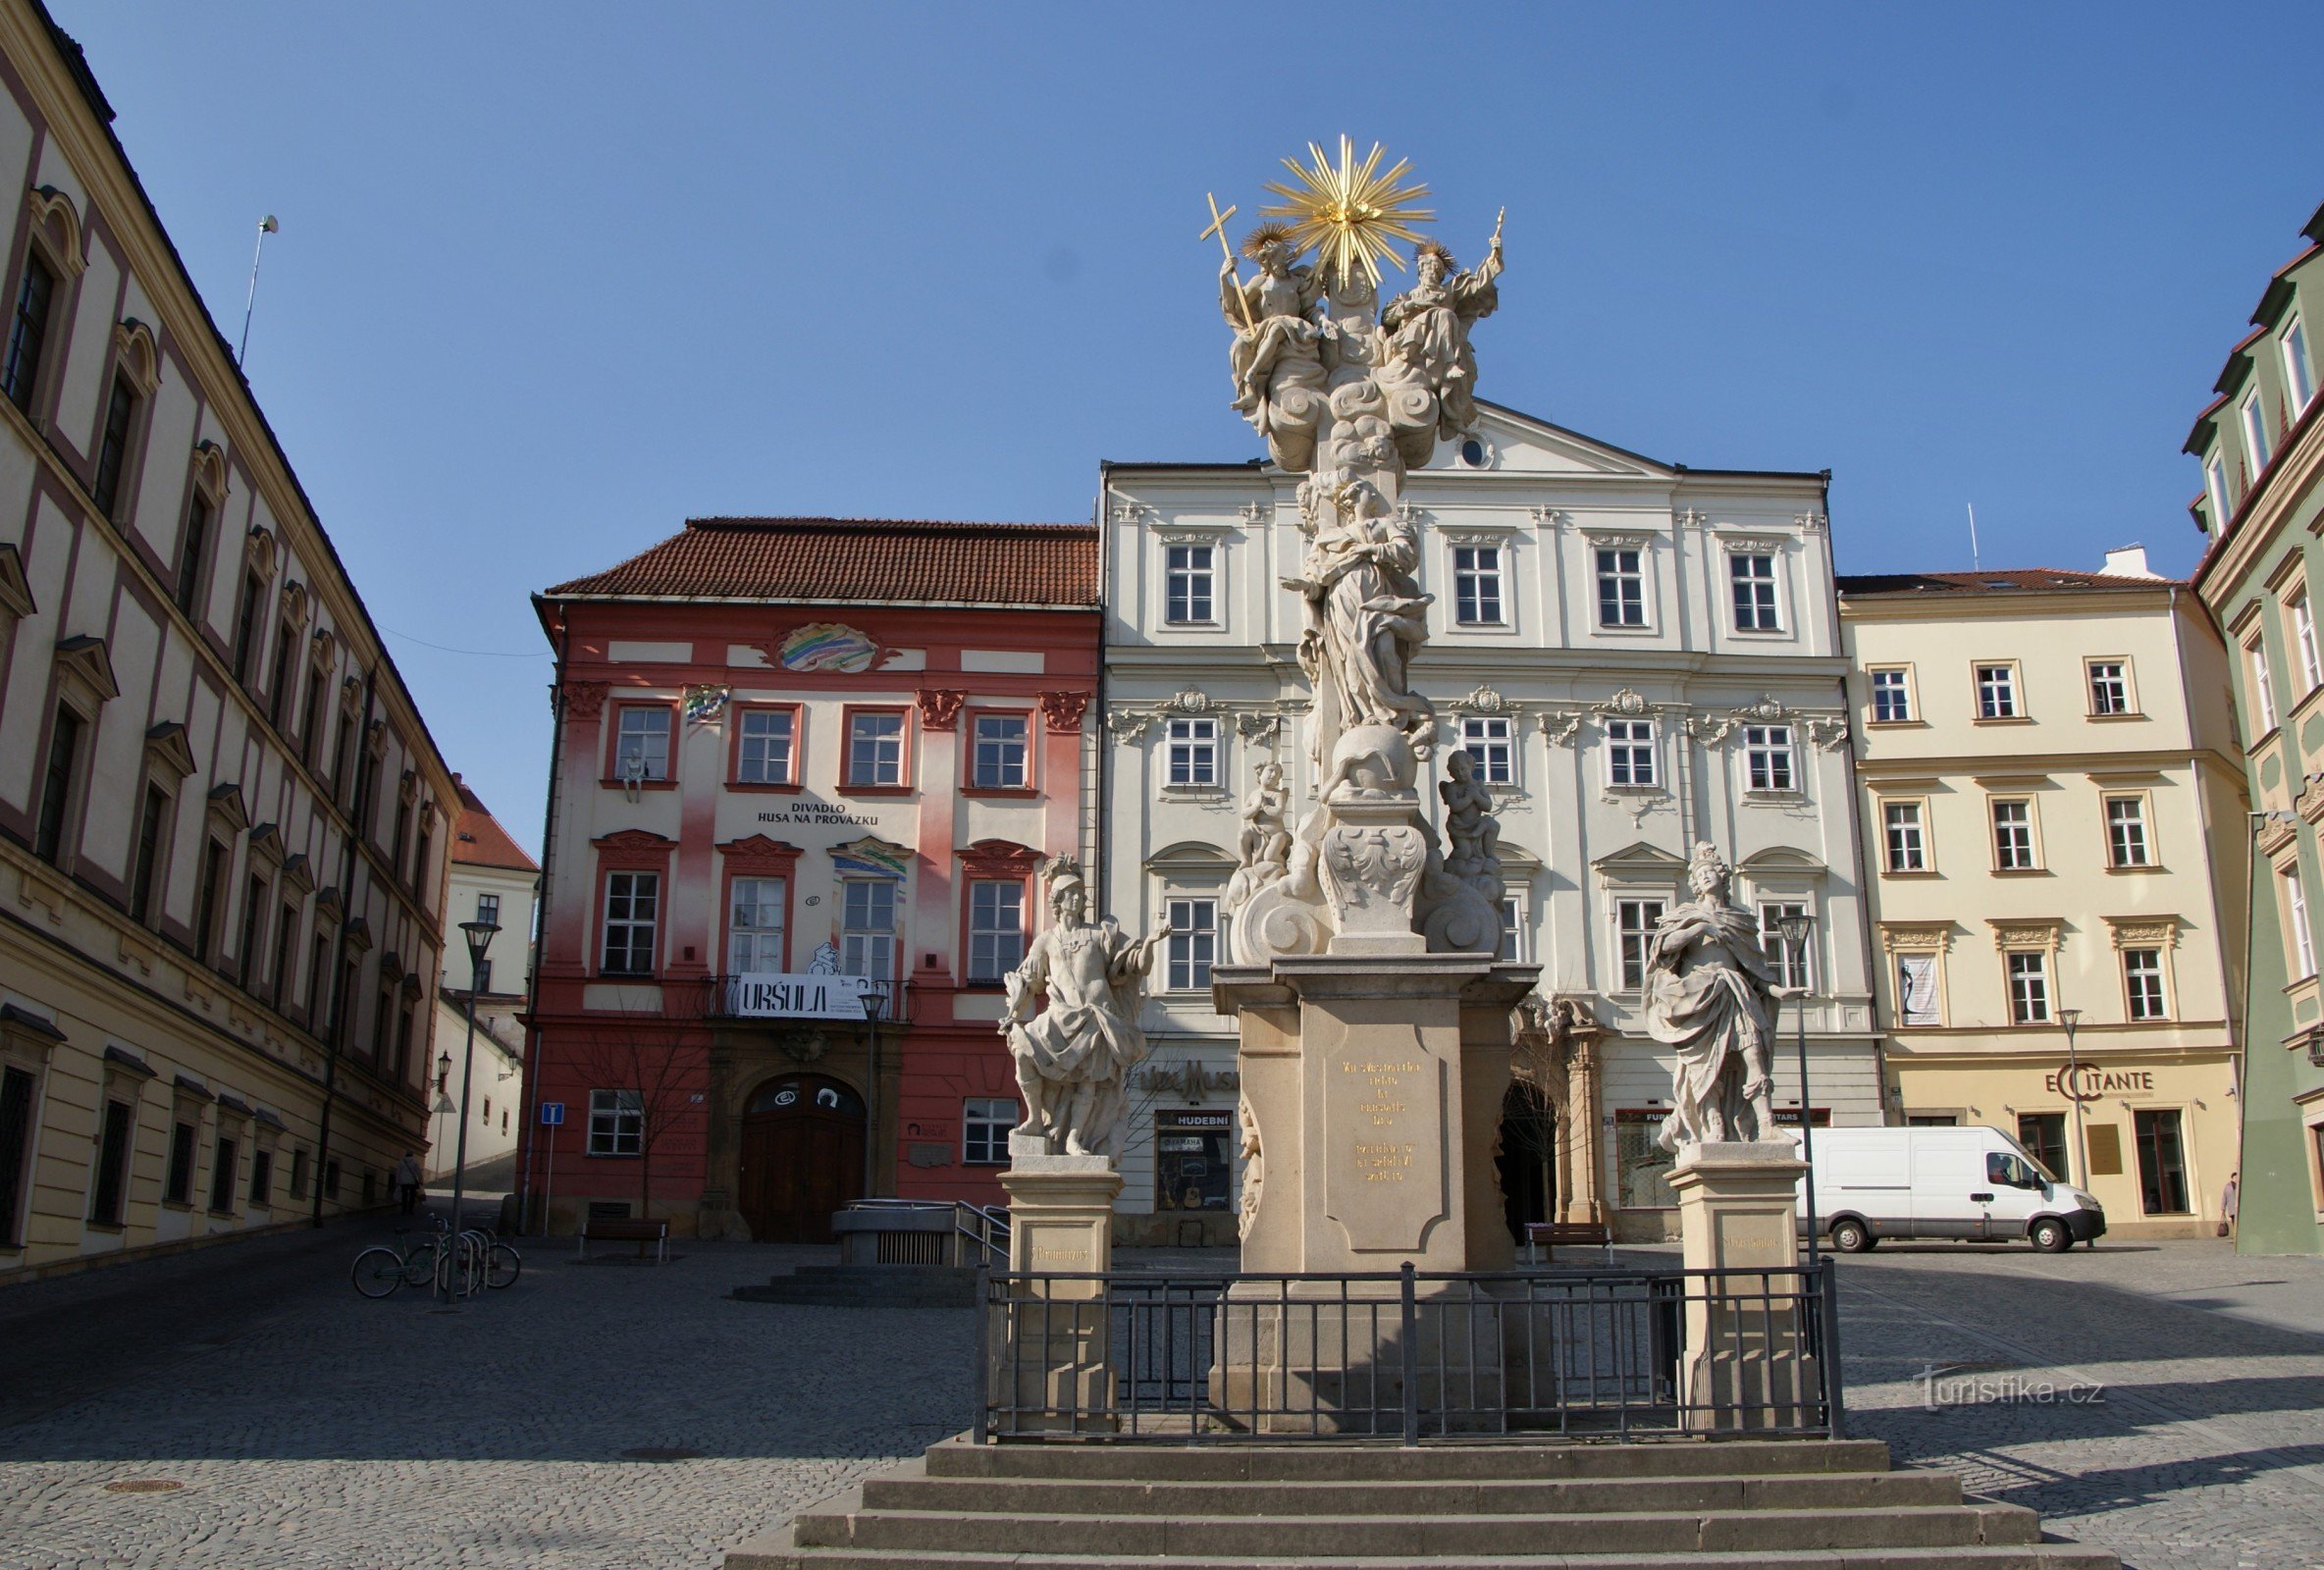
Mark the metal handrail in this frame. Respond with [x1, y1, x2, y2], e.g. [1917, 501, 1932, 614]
[841, 1197, 1011, 1267]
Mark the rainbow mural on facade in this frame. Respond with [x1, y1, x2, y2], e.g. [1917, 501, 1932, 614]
[778, 622, 881, 673]
[829, 837, 910, 880]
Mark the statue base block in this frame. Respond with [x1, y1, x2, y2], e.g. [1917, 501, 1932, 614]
[1666, 1141, 1818, 1433]
[994, 1159, 1121, 1434]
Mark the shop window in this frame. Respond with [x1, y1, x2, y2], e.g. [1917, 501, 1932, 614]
[963, 1097, 1016, 1166]
[1154, 1110, 1233, 1214]
[2016, 1113, 2067, 1182]
[2133, 1109, 2190, 1215]
[1613, 1110, 1675, 1209]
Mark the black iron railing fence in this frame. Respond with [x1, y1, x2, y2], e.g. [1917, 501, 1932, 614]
[975, 1262, 1842, 1443]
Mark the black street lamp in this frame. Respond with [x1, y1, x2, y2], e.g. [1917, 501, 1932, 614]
[2059, 1008, 2086, 1190]
[446, 918, 499, 1296]
[1772, 909, 1820, 1266]
[860, 987, 883, 1202]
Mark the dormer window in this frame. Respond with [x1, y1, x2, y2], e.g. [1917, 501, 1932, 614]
[2205, 454, 2233, 528]
[2241, 390, 2273, 477]
[2285, 315, 2315, 417]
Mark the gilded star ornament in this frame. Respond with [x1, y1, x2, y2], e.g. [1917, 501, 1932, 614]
[1262, 134, 1434, 289]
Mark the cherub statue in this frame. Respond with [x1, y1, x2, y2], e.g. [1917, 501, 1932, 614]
[1439, 750, 1502, 881]
[1649, 844, 1782, 1154]
[1000, 859, 1168, 1161]
[1224, 760, 1292, 914]
[1380, 217, 1505, 437]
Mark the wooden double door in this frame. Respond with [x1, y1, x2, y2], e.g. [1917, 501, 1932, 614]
[737, 1074, 865, 1244]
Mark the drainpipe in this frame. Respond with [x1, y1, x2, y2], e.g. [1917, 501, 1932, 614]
[311, 663, 378, 1226]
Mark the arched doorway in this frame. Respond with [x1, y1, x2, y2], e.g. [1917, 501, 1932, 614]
[1499, 1079, 1558, 1244]
[738, 1074, 865, 1243]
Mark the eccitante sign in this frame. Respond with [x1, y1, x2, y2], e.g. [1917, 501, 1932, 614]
[2045, 1063, 2156, 1102]
[723, 972, 880, 1020]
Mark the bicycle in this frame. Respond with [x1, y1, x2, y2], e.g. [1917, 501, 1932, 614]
[350, 1243, 408, 1298]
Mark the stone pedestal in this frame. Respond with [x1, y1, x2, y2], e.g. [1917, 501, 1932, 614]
[1666, 1141, 1818, 1433]
[993, 1151, 1121, 1433]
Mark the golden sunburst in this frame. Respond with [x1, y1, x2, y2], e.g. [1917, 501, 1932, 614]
[1261, 135, 1434, 288]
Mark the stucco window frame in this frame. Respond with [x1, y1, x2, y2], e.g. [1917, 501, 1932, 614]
[1607, 889, 1674, 997]
[1984, 792, 2045, 875]
[1878, 923, 1953, 1029]
[1718, 538, 1789, 639]
[89, 320, 159, 527]
[591, 830, 676, 979]
[1443, 532, 1517, 634]
[1158, 532, 1226, 631]
[1737, 721, 1801, 801]
[85, 1046, 152, 1231]
[1161, 715, 1226, 796]
[1970, 658, 2029, 724]
[1877, 794, 1935, 877]
[962, 706, 1039, 797]
[837, 704, 915, 796]
[1585, 536, 1657, 636]
[716, 835, 802, 975]
[603, 698, 681, 789]
[0, 1005, 63, 1251]
[3, 185, 87, 435]
[960, 839, 1042, 989]
[1456, 713, 1519, 789]
[2110, 926, 2178, 1025]
[1864, 663, 1921, 727]
[727, 701, 805, 792]
[2099, 787, 2160, 872]
[2083, 655, 2143, 720]
[1990, 919, 2065, 1028]
[2240, 388, 2274, 477]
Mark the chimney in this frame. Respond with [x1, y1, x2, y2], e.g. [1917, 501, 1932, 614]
[2099, 545, 2159, 579]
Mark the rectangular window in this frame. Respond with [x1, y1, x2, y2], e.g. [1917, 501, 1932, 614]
[1759, 902, 1810, 990]
[2016, 1113, 2066, 1180]
[1595, 548, 1644, 628]
[91, 373, 136, 519]
[846, 711, 905, 787]
[1167, 898, 1217, 992]
[237, 873, 268, 991]
[587, 1088, 643, 1157]
[288, 1145, 308, 1200]
[2250, 637, 2278, 733]
[1729, 552, 1778, 631]
[390, 802, 411, 879]
[1165, 544, 1215, 624]
[727, 875, 785, 972]
[1991, 799, 2036, 870]
[735, 708, 796, 784]
[2296, 596, 2323, 694]
[1166, 717, 1219, 788]
[208, 1134, 238, 1215]
[266, 623, 296, 729]
[2007, 951, 2051, 1024]
[963, 1097, 1017, 1166]
[34, 704, 81, 864]
[395, 999, 415, 1082]
[472, 958, 492, 994]
[2124, 947, 2167, 1020]
[1869, 667, 1913, 723]
[2206, 455, 2234, 529]
[1452, 545, 1504, 625]
[193, 839, 229, 965]
[0, 1065, 32, 1246]
[232, 571, 264, 687]
[1743, 724, 1794, 792]
[1606, 718, 1656, 787]
[841, 879, 897, 983]
[1975, 663, 2018, 719]
[1895, 954, 1940, 1026]
[2087, 660, 2132, 715]
[3, 249, 54, 412]
[614, 706, 671, 781]
[2133, 1108, 2191, 1215]
[601, 870, 660, 975]
[271, 901, 295, 1011]
[1615, 898, 1664, 992]
[1883, 801, 1927, 872]
[2288, 867, 2316, 979]
[1613, 1110, 1676, 1209]
[165, 1120, 195, 1206]
[2242, 390, 2274, 475]
[248, 1147, 272, 1207]
[90, 1098, 133, 1226]
[1458, 716, 1513, 784]
[306, 933, 329, 1025]
[1155, 1110, 1233, 1213]
[2288, 316, 2317, 415]
[972, 713, 1030, 789]
[2105, 795, 2151, 868]
[299, 665, 326, 766]
[968, 880, 1026, 982]
[174, 495, 211, 617]
[1500, 896, 1523, 963]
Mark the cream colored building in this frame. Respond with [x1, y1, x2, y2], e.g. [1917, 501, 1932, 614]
[1839, 550, 2248, 1238]
[424, 777, 538, 1183]
[0, 1, 452, 1279]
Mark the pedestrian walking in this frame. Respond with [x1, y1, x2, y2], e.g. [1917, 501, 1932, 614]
[2218, 1171, 2239, 1238]
[395, 1151, 423, 1216]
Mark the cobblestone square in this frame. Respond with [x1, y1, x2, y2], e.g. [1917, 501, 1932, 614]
[1, 1220, 2319, 1569]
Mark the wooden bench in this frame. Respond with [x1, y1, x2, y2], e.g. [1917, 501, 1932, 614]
[576, 1215, 668, 1264]
[1523, 1221, 1614, 1266]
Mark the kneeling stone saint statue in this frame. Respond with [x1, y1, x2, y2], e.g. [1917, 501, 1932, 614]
[1649, 843, 1784, 1154]
[1001, 858, 1167, 1162]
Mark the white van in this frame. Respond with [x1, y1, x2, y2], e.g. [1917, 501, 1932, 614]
[1795, 1125, 2105, 1254]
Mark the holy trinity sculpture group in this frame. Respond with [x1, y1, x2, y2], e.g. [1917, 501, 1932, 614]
[999, 140, 1786, 1174]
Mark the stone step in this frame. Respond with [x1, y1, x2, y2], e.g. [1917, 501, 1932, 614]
[791, 1503, 2042, 1558]
[922, 1437, 1896, 1482]
[862, 1468, 1962, 1517]
[730, 1531, 2115, 1570]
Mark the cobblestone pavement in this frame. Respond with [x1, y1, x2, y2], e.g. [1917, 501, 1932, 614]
[1, 1222, 2319, 1570]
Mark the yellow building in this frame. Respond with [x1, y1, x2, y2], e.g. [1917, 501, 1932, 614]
[1839, 550, 2249, 1238]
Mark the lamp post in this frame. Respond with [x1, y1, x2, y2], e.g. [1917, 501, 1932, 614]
[2059, 1008, 2086, 1190]
[860, 987, 883, 1203]
[1773, 910, 1820, 1265]
[447, 919, 499, 1293]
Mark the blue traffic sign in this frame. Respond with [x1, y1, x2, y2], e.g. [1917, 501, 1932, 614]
[540, 1101, 565, 1126]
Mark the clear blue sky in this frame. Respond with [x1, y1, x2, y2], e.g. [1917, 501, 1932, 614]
[51, 2, 2324, 856]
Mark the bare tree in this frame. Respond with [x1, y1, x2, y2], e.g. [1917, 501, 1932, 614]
[565, 1020, 695, 1217]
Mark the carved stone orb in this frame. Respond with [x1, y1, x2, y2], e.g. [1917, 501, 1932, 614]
[1328, 722, 1417, 799]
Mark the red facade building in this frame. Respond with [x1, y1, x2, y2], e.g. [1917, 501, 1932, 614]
[523, 518, 1098, 1239]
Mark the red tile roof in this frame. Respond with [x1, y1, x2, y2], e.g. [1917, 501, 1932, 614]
[542, 518, 1099, 608]
[450, 775, 538, 872]
[1837, 567, 2186, 597]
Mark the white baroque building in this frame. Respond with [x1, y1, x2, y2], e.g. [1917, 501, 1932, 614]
[1098, 402, 1881, 1242]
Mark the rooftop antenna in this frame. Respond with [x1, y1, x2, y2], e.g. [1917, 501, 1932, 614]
[1967, 502, 1981, 574]
[237, 215, 278, 370]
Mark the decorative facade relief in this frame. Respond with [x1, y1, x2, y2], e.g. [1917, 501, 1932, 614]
[915, 689, 966, 730]
[1036, 690, 1090, 731]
